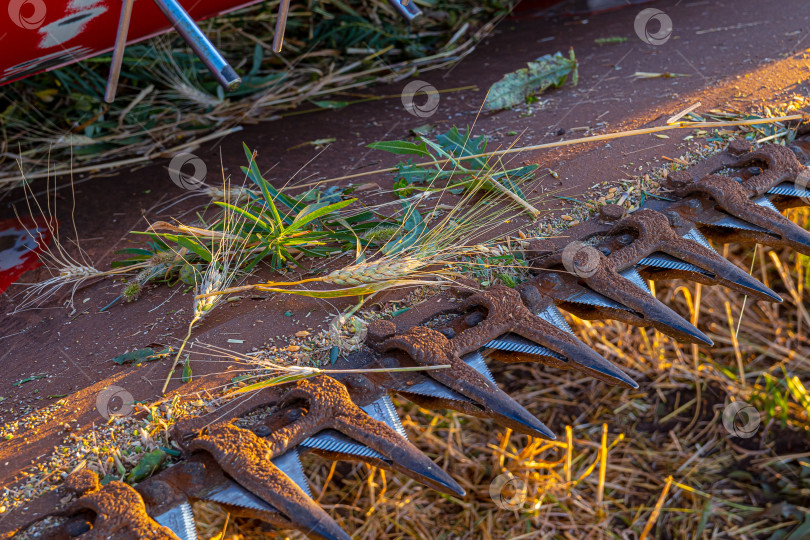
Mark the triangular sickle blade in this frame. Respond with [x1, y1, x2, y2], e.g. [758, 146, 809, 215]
[767, 182, 810, 198]
[562, 287, 630, 311]
[273, 380, 464, 498]
[205, 480, 277, 513]
[756, 196, 780, 213]
[399, 351, 496, 400]
[691, 176, 810, 254]
[474, 289, 639, 388]
[639, 252, 711, 275]
[536, 264, 711, 345]
[712, 214, 769, 232]
[537, 304, 574, 334]
[485, 333, 563, 359]
[554, 266, 698, 342]
[398, 350, 555, 439]
[683, 227, 713, 249]
[643, 227, 781, 302]
[461, 352, 496, 384]
[485, 304, 567, 358]
[440, 353, 557, 439]
[188, 424, 352, 540]
[204, 448, 310, 512]
[620, 267, 652, 294]
[300, 395, 406, 460]
[154, 501, 197, 540]
[613, 267, 713, 345]
[272, 448, 312, 498]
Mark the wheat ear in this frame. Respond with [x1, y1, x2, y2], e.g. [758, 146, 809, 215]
[194, 258, 424, 300]
[322, 259, 422, 286]
[162, 268, 224, 394]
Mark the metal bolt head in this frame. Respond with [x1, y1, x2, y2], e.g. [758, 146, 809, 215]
[685, 198, 701, 209]
[667, 171, 695, 189]
[379, 355, 400, 369]
[465, 312, 484, 327]
[367, 320, 396, 344]
[666, 211, 684, 228]
[254, 424, 272, 437]
[539, 272, 563, 287]
[617, 234, 634, 246]
[439, 328, 456, 339]
[727, 139, 753, 156]
[341, 374, 376, 395]
[600, 204, 626, 222]
[518, 284, 545, 310]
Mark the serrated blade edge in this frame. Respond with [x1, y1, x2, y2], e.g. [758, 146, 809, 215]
[767, 183, 810, 198]
[398, 352, 492, 401]
[619, 267, 652, 294]
[206, 481, 278, 513]
[271, 448, 311, 499]
[154, 502, 198, 540]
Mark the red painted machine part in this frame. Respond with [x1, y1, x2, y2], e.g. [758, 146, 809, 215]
[0, 216, 55, 294]
[1, 0, 264, 86]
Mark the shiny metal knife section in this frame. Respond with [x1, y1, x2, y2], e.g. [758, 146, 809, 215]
[300, 395, 405, 460]
[272, 448, 312, 498]
[683, 227, 713, 249]
[705, 196, 778, 232]
[767, 182, 810, 198]
[620, 267, 651, 294]
[154, 501, 197, 540]
[485, 333, 563, 359]
[562, 287, 629, 311]
[205, 448, 309, 512]
[638, 252, 712, 275]
[638, 227, 715, 275]
[205, 479, 277, 513]
[400, 351, 495, 401]
[537, 304, 573, 334]
[154, 449, 311, 538]
[484, 304, 574, 359]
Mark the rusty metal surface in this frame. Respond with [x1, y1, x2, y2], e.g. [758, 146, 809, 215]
[12, 140, 810, 539]
[15, 469, 180, 540]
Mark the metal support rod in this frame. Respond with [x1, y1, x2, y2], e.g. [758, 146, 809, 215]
[388, 0, 422, 22]
[104, 0, 136, 103]
[151, 0, 241, 91]
[272, 0, 292, 53]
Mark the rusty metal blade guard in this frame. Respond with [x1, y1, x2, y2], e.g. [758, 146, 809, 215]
[9, 140, 810, 539]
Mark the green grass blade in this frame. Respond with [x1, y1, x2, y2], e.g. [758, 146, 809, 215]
[284, 199, 356, 235]
[213, 201, 274, 231]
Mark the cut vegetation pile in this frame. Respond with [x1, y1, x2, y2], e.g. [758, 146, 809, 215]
[0, 0, 511, 190]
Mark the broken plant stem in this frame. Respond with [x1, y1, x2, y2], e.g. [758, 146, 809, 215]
[472, 173, 540, 217]
[163, 260, 227, 394]
[298, 114, 808, 189]
[162, 318, 198, 394]
[226, 364, 453, 397]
